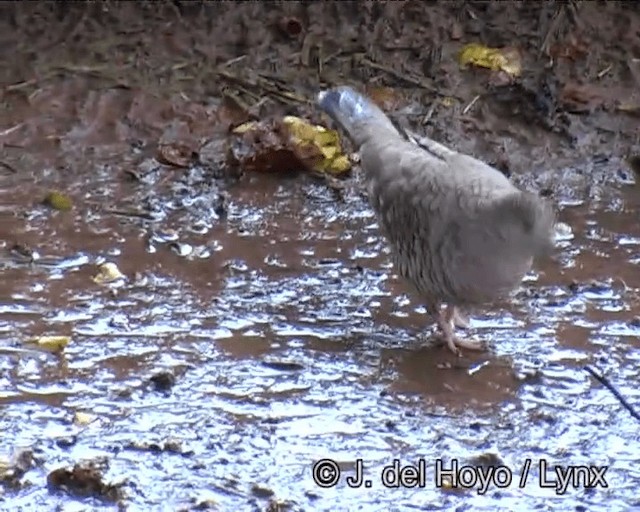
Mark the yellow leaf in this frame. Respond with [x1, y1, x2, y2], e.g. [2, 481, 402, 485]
[459, 43, 522, 77]
[283, 115, 318, 142]
[441, 97, 456, 108]
[282, 116, 351, 176]
[29, 335, 71, 351]
[320, 145, 338, 160]
[232, 121, 259, 134]
[0, 456, 11, 478]
[92, 262, 124, 284]
[327, 155, 351, 174]
[439, 475, 466, 493]
[314, 129, 340, 147]
[43, 191, 73, 211]
[74, 412, 96, 426]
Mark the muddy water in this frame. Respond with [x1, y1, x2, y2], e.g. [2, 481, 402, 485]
[1, 149, 639, 511]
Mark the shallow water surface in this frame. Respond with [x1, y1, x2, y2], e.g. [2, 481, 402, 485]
[1, 156, 639, 511]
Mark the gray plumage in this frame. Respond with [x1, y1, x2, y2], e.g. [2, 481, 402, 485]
[317, 86, 556, 354]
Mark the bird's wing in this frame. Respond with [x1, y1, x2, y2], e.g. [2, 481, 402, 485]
[442, 188, 556, 302]
[362, 140, 555, 303]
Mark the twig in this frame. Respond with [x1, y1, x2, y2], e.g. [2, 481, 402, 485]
[103, 209, 159, 221]
[539, 4, 565, 58]
[584, 365, 640, 421]
[217, 69, 308, 105]
[300, 33, 316, 68]
[256, 77, 308, 104]
[222, 89, 252, 113]
[62, 2, 90, 44]
[317, 40, 324, 77]
[0, 123, 24, 138]
[357, 56, 446, 97]
[216, 71, 262, 100]
[421, 102, 437, 125]
[462, 94, 481, 115]
[52, 64, 113, 75]
[322, 48, 364, 67]
[218, 55, 247, 69]
[597, 65, 612, 79]
[5, 79, 38, 92]
[0, 160, 18, 174]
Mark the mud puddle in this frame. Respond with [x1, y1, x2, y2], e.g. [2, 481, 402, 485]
[1, 159, 639, 511]
[2, 2, 640, 511]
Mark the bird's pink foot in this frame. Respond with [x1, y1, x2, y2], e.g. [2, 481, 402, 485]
[437, 305, 485, 355]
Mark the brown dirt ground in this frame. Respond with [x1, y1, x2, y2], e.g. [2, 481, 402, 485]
[0, 1, 638, 181]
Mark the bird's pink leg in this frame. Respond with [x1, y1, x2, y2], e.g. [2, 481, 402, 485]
[435, 305, 485, 355]
[452, 306, 470, 329]
[434, 306, 461, 356]
[426, 303, 483, 355]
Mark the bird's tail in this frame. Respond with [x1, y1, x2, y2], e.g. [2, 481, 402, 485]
[316, 86, 399, 147]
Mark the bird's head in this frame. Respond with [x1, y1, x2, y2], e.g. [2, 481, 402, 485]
[316, 86, 398, 147]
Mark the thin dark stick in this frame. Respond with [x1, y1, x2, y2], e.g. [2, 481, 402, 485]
[584, 365, 640, 421]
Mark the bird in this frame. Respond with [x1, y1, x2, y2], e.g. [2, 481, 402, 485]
[316, 86, 556, 355]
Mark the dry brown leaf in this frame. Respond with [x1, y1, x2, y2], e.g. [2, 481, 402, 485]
[450, 21, 464, 41]
[559, 83, 606, 112]
[549, 34, 589, 60]
[156, 142, 196, 168]
[365, 86, 404, 111]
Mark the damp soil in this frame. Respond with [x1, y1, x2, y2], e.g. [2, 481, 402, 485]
[1, 2, 640, 511]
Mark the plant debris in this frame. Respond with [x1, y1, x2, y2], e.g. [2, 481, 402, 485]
[261, 360, 305, 372]
[47, 459, 124, 502]
[73, 411, 96, 426]
[27, 335, 71, 351]
[157, 142, 197, 168]
[125, 438, 188, 455]
[283, 116, 351, 175]
[92, 262, 125, 284]
[7, 243, 40, 263]
[43, 191, 73, 211]
[230, 116, 351, 176]
[0, 449, 35, 489]
[458, 43, 522, 77]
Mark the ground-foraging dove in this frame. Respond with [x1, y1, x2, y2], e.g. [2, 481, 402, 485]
[316, 86, 556, 355]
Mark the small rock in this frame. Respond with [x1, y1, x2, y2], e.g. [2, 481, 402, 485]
[149, 371, 176, 392]
[261, 360, 304, 372]
[469, 452, 505, 468]
[251, 483, 275, 498]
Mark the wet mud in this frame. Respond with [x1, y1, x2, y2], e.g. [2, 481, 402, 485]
[1, 2, 640, 511]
